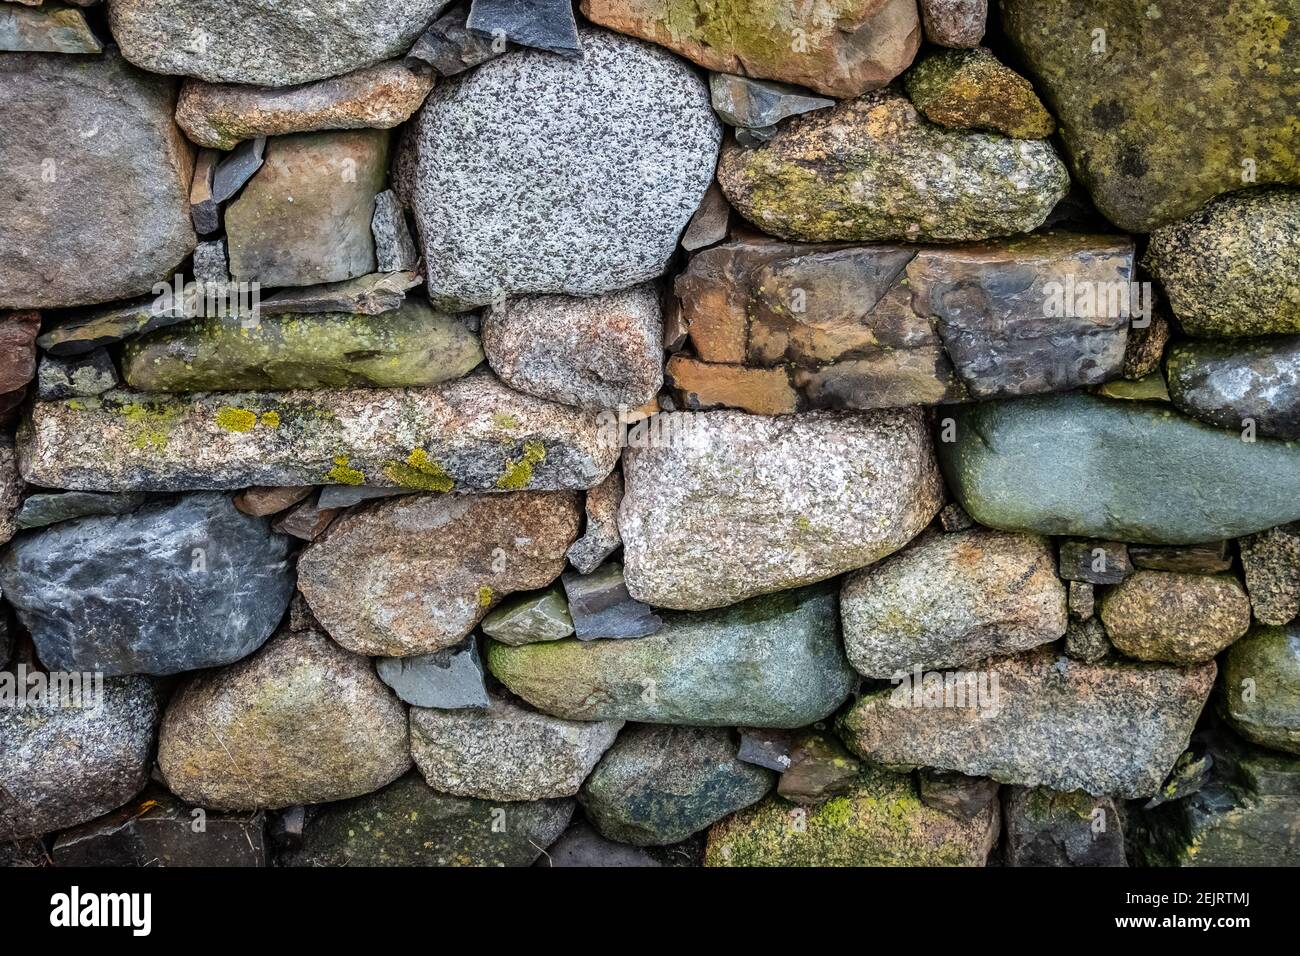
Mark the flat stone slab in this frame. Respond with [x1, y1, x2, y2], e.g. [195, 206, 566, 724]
[18, 371, 620, 493]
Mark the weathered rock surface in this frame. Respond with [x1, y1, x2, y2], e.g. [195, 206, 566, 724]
[123, 302, 483, 392]
[233, 485, 312, 517]
[399, 28, 719, 307]
[14, 491, 146, 531]
[1167, 336, 1300, 439]
[109, 0, 451, 86]
[708, 73, 834, 129]
[1069, 582, 1095, 620]
[0, 51, 195, 309]
[372, 190, 419, 273]
[542, 821, 663, 867]
[1065, 618, 1111, 664]
[0, 3, 102, 54]
[37, 349, 118, 401]
[19, 372, 620, 492]
[226, 130, 388, 288]
[620, 408, 942, 609]
[1003, 787, 1126, 866]
[0, 312, 39, 398]
[176, 61, 435, 151]
[1130, 541, 1233, 575]
[777, 730, 863, 805]
[409, 1, 505, 75]
[581, 0, 921, 98]
[940, 393, 1300, 544]
[0, 443, 21, 547]
[920, 0, 985, 46]
[580, 725, 775, 845]
[838, 648, 1216, 797]
[410, 694, 621, 800]
[904, 47, 1053, 139]
[299, 491, 579, 656]
[1220, 624, 1300, 755]
[841, 528, 1066, 678]
[479, 585, 574, 645]
[36, 298, 190, 357]
[1099, 571, 1251, 665]
[667, 357, 801, 415]
[717, 90, 1068, 243]
[282, 773, 573, 867]
[0, 493, 293, 676]
[0, 676, 160, 840]
[467, 0, 580, 56]
[1058, 538, 1132, 585]
[258, 271, 423, 316]
[562, 564, 661, 640]
[1240, 525, 1300, 626]
[482, 285, 663, 410]
[487, 584, 855, 727]
[680, 181, 731, 252]
[376, 638, 489, 709]
[158, 628, 411, 810]
[566, 470, 623, 574]
[1001, 1, 1300, 232]
[705, 766, 998, 866]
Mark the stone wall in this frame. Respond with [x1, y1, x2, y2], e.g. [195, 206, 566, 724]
[1, 0, 1298, 868]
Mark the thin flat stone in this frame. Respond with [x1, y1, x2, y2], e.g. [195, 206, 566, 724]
[708, 72, 834, 129]
[376, 638, 490, 709]
[210, 136, 265, 203]
[408, 1, 507, 76]
[190, 149, 220, 235]
[0, 3, 103, 54]
[14, 491, 147, 531]
[37, 298, 190, 356]
[258, 271, 422, 316]
[561, 563, 662, 641]
[466, 0, 580, 57]
[479, 584, 574, 646]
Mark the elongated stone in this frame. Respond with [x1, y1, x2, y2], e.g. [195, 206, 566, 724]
[376, 638, 489, 709]
[0, 444, 19, 547]
[479, 585, 574, 645]
[122, 302, 483, 391]
[372, 190, 419, 273]
[566, 470, 622, 574]
[257, 271, 422, 316]
[838, 648, 1216, 798]
[1240, 525, 1300, 626]
[0, 3, 102, 54]
[708, 73, 834, 129]
[1167, 336, 1300, 438]
[14, 491, 146, 531]
[940, 393, 1300, 544]
[18, 371, 620, 493]
[487, 584, 855, 728]
[466, 0, 580, 57]
[37, 298, 189, 357]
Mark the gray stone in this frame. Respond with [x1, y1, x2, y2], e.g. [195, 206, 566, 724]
[920, 0, 986, 47]
[466, 0, 580, 57]
[399, 28, 719, 307]
[372, 190, 419, 273]
[482, 284, 664, 410]
[36, 349, 118, 401]
[0, 51, 196, 310]
[680, 182, 731, 253]
[0, 3, 102, 54]
[109, 0, 453, 86]
[316, 485, 409, 510]
[0, 443, 19, 547]
[620, 408, 943, 610]
[36, 298, 190, 357]
[488, 583, 855, 728]
[1064, 618, 1111, 664]
[190, 149, 220, 235]
[0, 493, 293, 676]
[19, 372, 620, 493]
[409, 2, 506, 75]
[917, 769, 1000, 822]
[480, 585, 574, 645]
[0, 675, 160, 840]
[1058, 539, 1132, 585]
[1240, 525, 1300, 626]
[410, 693, 621, 800]
[939, 393, 1300, 545]
[839, 648, 1216, 798]
[1220, 623, 1300, 755]
[257, 271, 422, 316]
[1167, 335, 1300, 439]
[566, 470, 622, 574]
[210, 136, 265, 204]
[14, 491, 146, 531]
[158, 628, 412, 810]
[841, 528, 1066, 678]
[1003, 787, 1126, 867]
[562, 563, 661, 641]
[1099, 571, 1251, 666]
[376, 638, 490, 709]
[192, 239, 228, 284]
[581, 725, 775, 845]
[541, 822, 662, 867]
[708, 72, 834, 129]
[736, 729, 793, 773]
[282, 773, 573, 867]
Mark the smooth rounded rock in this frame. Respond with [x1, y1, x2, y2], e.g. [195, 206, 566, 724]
[1221, 624, 1300, 755]
[1167, 336, 1300, 439]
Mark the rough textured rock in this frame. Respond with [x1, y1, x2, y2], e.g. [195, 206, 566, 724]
[299, 491, 579, 656]
[916, 768, 999, 821]
[0, 312, 40, 397]
[708, 73, 834, 129]
[667, 357, 801, 415]
[282, 773, 573, 866]
[258, 271, 422, 316]
[940, 393, 1300, 544]
[409, 2, 505, 75]
[680, 181, 731, 252]
[123, 302, 482, 392]
[1057, 539, 1132, 585]
[580, 725, 775, 845]
[479, 585, 574, 645]
[1123, 310, 1170, 379]
[226, 130, 388, 288]
[1001, 1, 1300, 232]
[0, 676, 160, 840]
[0, 51, 195, 309]
[0, 3, 102, 53]
[158, 628, 411, 810]
[37, 349, 118, 401]
[542, 821, 663, 867]
[580, 0, 920, 98]
[1003, 787, 1126, 866]
[0, 493, 293, 676]
[1099, 571, 1251, 665]
[705, 766, 998, 866]
[0, 443, 21, 547]
[1167, 336, 1300, 439]
[410, 694, 621, 800]
[1240, 525, 1300, 626]
[36, 298, 190, 357]
[839, 648, 1216, 798]
[377, 639, 489, 709]
[1130, 541, 1233, 575]
[372, 190, 420, 273]
[566, 471, 623, 574]
[717, 90, 1068, 243]
[904, 47, 1054, 139]
[1220, 624, 1300, 755]
[14, 491, 146, 531]
[399, 28, 719, 307]
[482, 285, 663, 410]
[233, 485, 312, 517]
[562, 564, 661, 640]
[920, 0, 985, 46]
[109, 0, 451, 86]
[176, 61, 435, 151]
[19, 372, 620, 493]
[1065, 618, 1111, 664]
[777, 730, 863, 805]
[467, 0, 580, 56]
[841, 528, 1066, 678]
[620, 408, 942, 609]
[1067, 580, 1094, 621]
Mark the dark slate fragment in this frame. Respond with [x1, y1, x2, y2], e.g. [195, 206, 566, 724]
[708, 72, 834, 129]
[466, 0, 580, 58]
[375, 637, 490, 709]
[737, 728, 794, 772]
[256, 271, 421, 316]
[1058, 538, 1132, 584]
[15, 491, 146, 531]
[36, 348, 118, 400]
[0, 492, 294, 676]
[190, 149, 221, 235]
[211, 136, 266, 204]
[917, 768, 1000, 822]
[37, 297, 191, 356]
[1004, 786, 1126, 867]
[1167, 335, 1300, 440]
[1129, 541, 1233, 574]
[409, 2, 506, 76]
[540, 821, 662, 867]
[561, 562, 661, 641]
[316, 484, 410, 509]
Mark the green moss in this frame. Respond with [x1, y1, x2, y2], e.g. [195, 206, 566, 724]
[383, 448, 454, 492]
[215, 407, 258, 433]
[326, 455, 365, 485]
[496, 440, 546, 491]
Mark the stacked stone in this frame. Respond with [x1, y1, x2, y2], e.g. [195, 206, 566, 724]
[1, 0, 1298, 868]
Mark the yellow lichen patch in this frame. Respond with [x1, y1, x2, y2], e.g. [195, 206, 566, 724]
[496, 440, 546, 490]
[214, 406, 258, 433]
[383, 448, 454, 492]
[477, 586, 494, 608]
[259, 410, 281, 428]
[327, 455, 365, 485]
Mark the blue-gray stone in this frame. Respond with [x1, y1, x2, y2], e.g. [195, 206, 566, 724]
[467, 0, 579, 57]
[561, 563, 661, 641]
[1167, 335, 1300, 440]
[15, 491, 147, 531]
[376, 637, 489, 709]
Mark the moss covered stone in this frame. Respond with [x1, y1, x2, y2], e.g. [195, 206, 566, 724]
[1220, 623, 1300, 754]
[904, 47, 1054, 139]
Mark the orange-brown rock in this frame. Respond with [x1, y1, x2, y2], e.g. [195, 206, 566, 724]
[667, 356, 799, 415]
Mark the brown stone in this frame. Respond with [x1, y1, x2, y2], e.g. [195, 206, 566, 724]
[920, 0, 985, 47]
[0, 311, 40, 396]
[1099, 571, 1251, 665]
[189, 148, 220, 235]
[233, 485, 313, 517]
[272, 497, 340, 541]
[666, 356, 799, 415]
